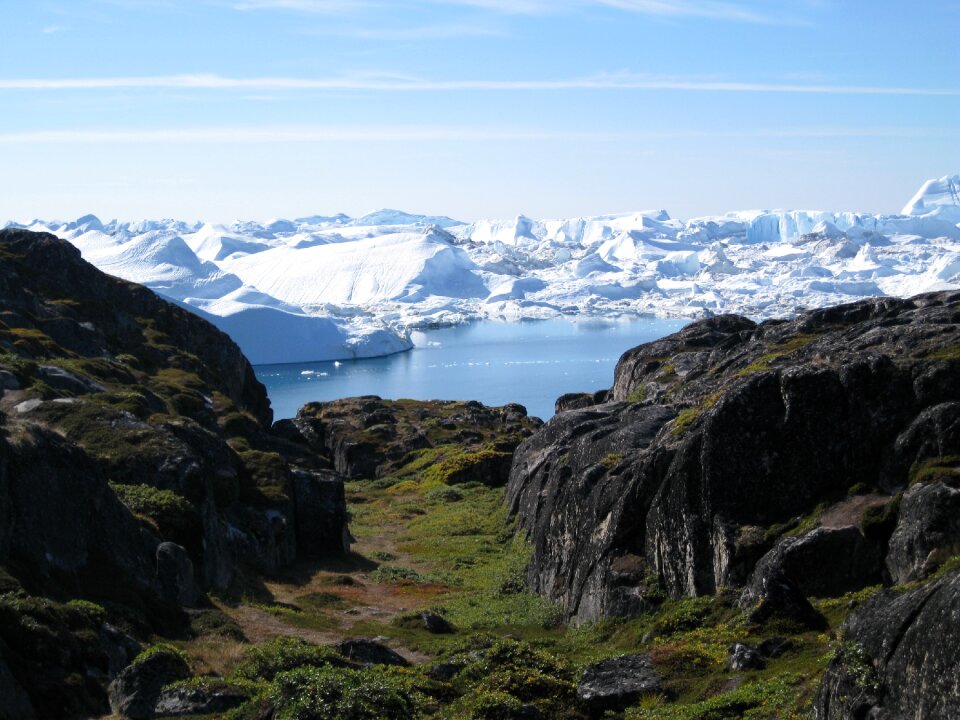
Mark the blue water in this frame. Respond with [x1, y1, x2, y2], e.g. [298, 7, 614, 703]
[255, 317, 687, 421]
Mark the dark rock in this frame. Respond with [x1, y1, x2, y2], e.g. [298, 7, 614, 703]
[0, 229, 271, 424]
[886, 480, 960, 584]
[36, 365, 105, 395]
[153, 682, 248, 717]
[98, 623, 144, 682]
[749, 526, 883, 599]
[727, 643, 766, 671]
[156, 542, 200, 607]
[108, 648, 190, 720]
[334, 639, 409, 667]
[576, 653, 661, 714]
[0, 370, 20, 391]
[555, 392, 598, 413]
[738, 563, 827, 631]
[0, 426, 161, 604]
[294, 397, 541, 480]
[756, 636, 793, 659]
[290, 469, 350, 557]
[814, 569, 960, 720]
[507, 293, 960, 622]
[421, 611, 455, 634]
[0, 654, 35, 720]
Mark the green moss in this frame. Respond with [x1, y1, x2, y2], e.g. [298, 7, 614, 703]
[600, 452, 625, 470]
[928, 344, 960, 361]
[627, 385, 647, 403]
[240, 450, 290, 487]
[909, 455, 960, 485]
[134, 643, 191, 670]
[110, 483, 202, 551]
[736, 335, 819, 377]
[421, 449, 513, 488]
[672, 407, 703, 436]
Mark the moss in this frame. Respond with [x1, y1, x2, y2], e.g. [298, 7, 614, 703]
[600, 452, 625, 470]
[421, 449, 513, 488]
[110, 483, 202, 553]
[909, 455, 960, 486]
[928, 344, 960, 361]
[736, 335, 819, 378]
[672, 407, 702, 436]
[627, 385, 647, 403]
[859, 494, 901, 542]
[239, 450, 290, 487]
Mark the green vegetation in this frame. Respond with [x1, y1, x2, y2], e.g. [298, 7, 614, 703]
[909, 455, 960, 485]
[627, 385, 647, 403]
[601, 452, 625, 470]
[269, 666, 421, 720]
[234, 637, 344, 682]
[110, 482, 202, 552]
[735, 335, 819, 377]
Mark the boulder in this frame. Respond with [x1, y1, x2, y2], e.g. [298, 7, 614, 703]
[290, 469, 350, 557]
[727, 643, 765, 671]
[334, 639, 409, 667]
[421, 611, 455, 634]
[156, 542, 200, 608]
[738, 564, 826, 631]
[748, 527, 883, 599]
[98, 623, 144, 682]
[153, 682, 247, 717]
[108, 647, 190, 720]
[576, 654, 661, 714]
[814, 569, 960, 719]
[886, 480, 960, 584]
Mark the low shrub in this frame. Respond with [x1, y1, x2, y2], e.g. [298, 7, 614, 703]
[233, 637, 344, 682]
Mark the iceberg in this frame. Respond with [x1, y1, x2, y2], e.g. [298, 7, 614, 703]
[21, 173, 960, 364]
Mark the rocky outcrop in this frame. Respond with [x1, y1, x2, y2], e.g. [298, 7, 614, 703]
[886, 478, 960, 584]
[814, 568, 960, 720]
[0, 229, 270, 424]
[108, 647, 190, 720]
[0, 230, 352, 716]
[507, 293, 960, 623]
[292, 397, 541, 480]
[745, 527, 883, 600]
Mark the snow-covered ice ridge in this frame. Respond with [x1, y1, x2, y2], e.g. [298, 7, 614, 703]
[7, 176, 960, 364]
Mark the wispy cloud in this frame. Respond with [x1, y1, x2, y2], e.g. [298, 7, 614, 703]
[1, 73, 956, 96]
[41, 25, 67, 34]
[0, 125, 952, 145]
[232, 0, 807, 23]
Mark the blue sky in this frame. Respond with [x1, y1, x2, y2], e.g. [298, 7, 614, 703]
[1, 0, 958, 223]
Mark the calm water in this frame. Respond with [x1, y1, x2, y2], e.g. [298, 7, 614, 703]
[255, 317, 687, 421]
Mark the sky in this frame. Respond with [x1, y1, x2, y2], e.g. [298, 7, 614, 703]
[0, 0, 958, 223]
